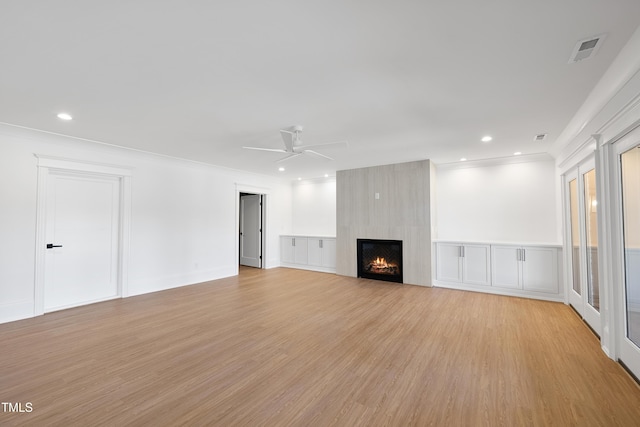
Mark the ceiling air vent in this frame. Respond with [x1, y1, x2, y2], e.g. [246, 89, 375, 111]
[534, 133, 547, 141]
[569, 34, 607, 63]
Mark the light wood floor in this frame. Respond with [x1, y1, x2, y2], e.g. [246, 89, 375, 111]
[1, 267, 640, 426]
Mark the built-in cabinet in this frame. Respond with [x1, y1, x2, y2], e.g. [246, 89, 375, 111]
[491, 245, 559, 293]
[435, 243, 491, 286]
[435, 241, 562, 301]
[281, 235, 336, 273]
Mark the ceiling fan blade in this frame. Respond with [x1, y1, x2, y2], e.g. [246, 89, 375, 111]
[243, 146, 288, 153]
[276, 153, 303, 163]
[303, 150, 334, 161]
[296, 141, 348, 150]
[279, 130, 295, 152]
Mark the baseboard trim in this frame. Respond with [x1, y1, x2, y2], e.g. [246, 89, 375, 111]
[434, 280, 564, 303]
[0, 300, 35, 324]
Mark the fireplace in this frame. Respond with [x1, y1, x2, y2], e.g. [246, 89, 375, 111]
[357, 239, 403, 283]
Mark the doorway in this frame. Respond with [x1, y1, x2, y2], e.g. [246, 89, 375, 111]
[239, 192, 264, 268]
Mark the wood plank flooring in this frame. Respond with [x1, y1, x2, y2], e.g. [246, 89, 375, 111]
[1, 267, 639, 426]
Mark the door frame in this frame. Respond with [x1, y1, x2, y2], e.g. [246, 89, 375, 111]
[239, 193, 263, 268]
[579, 157, 602, 334]
[563, 156, 602, 337]
[34, 155, 132, 316]
[234, 184, 270, 274]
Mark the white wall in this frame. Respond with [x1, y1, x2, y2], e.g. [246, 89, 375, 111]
[0, 123, 292, 323]
[291, 178, 336, 236]
[435, 156, 559, 243]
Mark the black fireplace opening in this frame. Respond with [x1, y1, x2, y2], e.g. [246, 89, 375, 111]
[357, 239, 403, 283]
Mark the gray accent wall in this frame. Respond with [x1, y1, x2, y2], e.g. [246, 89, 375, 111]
[336, 160, 433, 286]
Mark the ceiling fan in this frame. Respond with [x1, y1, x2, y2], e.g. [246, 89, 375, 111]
[243, 126, 347, 162]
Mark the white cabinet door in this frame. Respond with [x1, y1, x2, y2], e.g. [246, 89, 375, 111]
[321, 239, 337, 269]
[522, 246, 558, 293]
[281, 236, 295, 263]
[463, 244, 491, 286]
[308, 238, 323, 267]
[492, 246, 521, 289]
[293, 237, 308, 264]
[436, 243, 462, 283]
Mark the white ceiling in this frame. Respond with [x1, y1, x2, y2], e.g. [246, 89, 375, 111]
[2, 1, 640, 179]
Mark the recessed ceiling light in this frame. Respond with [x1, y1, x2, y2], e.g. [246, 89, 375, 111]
[278, 167, 285, 172]
[514, 152, 522, 156]
[57, 113, 73, 121]
[481, 136, 492, 142]
[297, 177, 302, 181]
[460, 158, 467, 162]
[324, 174, 329, 178]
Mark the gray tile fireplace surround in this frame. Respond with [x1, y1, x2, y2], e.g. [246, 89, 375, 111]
[336, 160, 434, 286]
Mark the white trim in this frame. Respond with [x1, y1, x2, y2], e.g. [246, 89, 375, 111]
[34, 156, 132, 315]
[435, 153, 552, 171]
[279, 264, 337, 274]
[0, 300, 34, 324]
[597, 92, 640, 145]
[44, 295, 121, 314]
[595, 141, 616, 358]
[433, 281, 564, 303]
[235, 183, 272, 195]
[292, 176, 336, 186]
[34, 154, 133, 176]
[557, 92, 640, 173]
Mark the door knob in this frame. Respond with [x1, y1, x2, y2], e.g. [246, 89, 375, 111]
[46, 244, 63, 249]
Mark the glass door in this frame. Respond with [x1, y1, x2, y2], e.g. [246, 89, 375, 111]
[567, 171, 582, 310]
[565, 159, 601, 335]
[618, 142, 640, 377]
[581, 161, 601, 332]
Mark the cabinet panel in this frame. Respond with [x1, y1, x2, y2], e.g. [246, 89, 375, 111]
[436, 243, 462, 282]
[492, 246, 521, 289]
[293, 237, 308, 264]
[463, 244, 491, 286]
[281, 237, 295, 264]
[522, 246, 558, 293]
[308, 238, 323, 266]
[322, 239, 337, 268]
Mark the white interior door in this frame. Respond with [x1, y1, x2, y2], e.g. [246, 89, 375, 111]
[239, 194, 262, 268]
[44, 171, 121, 312]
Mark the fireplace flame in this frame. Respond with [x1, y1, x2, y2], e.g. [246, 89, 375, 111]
[374, 257, 388, 268]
